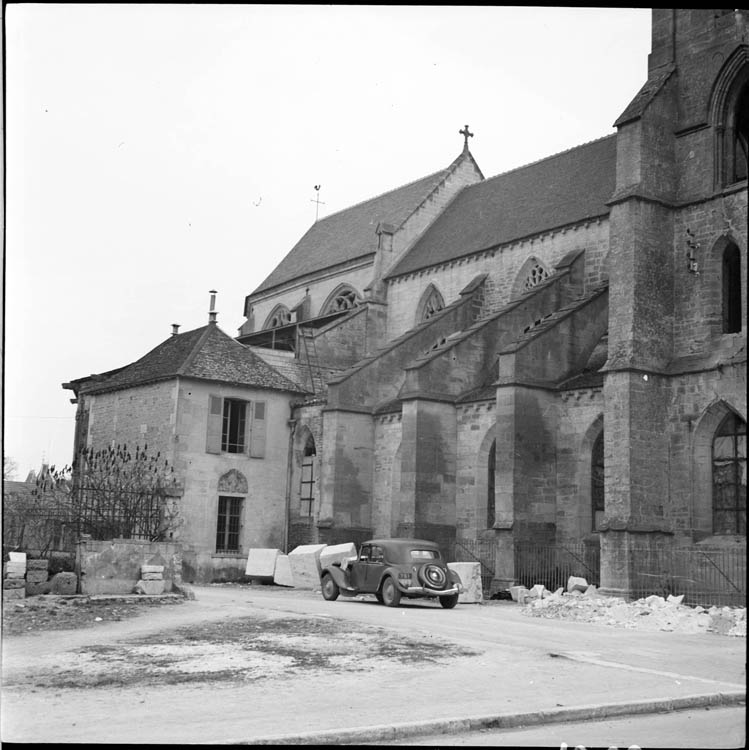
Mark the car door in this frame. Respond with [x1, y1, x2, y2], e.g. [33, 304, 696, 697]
[365, 545, 386, 591]
[348, 544, 370, 591]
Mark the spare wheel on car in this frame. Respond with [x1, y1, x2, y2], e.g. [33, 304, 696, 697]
[418, 563, 447, 589]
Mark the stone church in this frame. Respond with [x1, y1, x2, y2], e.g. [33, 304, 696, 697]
[65, 9, 746, 594]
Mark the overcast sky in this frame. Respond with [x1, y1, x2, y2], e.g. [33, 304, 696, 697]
[3, 4, 652, 479]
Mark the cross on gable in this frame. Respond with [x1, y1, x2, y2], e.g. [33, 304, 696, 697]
[459, 124, 474, 149]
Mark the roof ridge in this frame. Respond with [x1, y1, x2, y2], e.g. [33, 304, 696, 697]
[480, 133, 616, 185]
[176, 324, 215, 376]
[311, 167, 450, 225]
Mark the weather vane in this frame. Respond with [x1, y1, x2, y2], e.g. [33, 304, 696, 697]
[311, 185, 325, 222]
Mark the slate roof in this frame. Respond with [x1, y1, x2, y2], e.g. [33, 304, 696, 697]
[387, 135, 617, 279]
[80, 324, 308, 396]
[251, 168, 453, 296]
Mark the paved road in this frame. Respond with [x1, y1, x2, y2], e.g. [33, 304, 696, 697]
[1, 585, 745, 744]
[381, 706, 746, 747]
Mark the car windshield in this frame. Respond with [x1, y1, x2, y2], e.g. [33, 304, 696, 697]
[409, 549, 439, 560]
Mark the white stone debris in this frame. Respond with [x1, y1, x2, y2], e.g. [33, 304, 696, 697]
[520, 589, 746, 637]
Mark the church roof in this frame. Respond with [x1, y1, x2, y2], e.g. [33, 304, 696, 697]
[79, 324, 308, 395]
[251, 168, 453, 296]
[386, 135, 617, 279]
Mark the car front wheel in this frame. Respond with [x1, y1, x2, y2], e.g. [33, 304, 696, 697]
[380, 576, 401, 607]
[321, 573, 340, 601]
[440, 593, 459, 609]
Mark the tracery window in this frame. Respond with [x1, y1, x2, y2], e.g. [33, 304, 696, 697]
[417, 285, 445, 323]
[722, 242, 742, 333]
[266, 305, 292, 329]
[523, 262, 550, 292]
[712, 413, 746, 535]
[324, 287, 359, 314]
[728, 82, 748, 184]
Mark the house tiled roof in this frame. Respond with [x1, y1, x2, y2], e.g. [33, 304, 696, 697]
[80, 324, 308, 395]
[250, 168, 452, 296]
[387, 135, 617, 279]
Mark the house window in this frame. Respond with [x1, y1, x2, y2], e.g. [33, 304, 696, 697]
[722, 243, 742, 333]
[216, 495, 243, 552]
[300, 435, 316, 517]
[487, 439, 496, 528]
[591, 431, 605, 530]
[222, 399, 247, 453]
[712, 413, 747, 535]
[206, 396, 267, 457]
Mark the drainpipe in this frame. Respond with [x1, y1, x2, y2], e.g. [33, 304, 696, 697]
[283, 415, 297, 553]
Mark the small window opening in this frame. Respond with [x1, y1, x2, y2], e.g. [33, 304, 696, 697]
[722, 243, 742, 333]
[592, 431, 605, 531]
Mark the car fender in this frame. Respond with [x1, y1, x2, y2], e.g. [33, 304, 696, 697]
[375, 566, 406, 592]
[320, 564, 356, 592]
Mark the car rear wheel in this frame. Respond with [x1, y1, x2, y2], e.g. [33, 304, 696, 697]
[440, 593, 459, 609]
[321, 573, 340, 601]
[380, 576, 401, 607]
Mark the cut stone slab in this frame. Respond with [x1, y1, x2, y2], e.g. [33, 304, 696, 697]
[287, 544, 327, 589]
[272, 555, 294, 587]
[3, 571, 26, 579]
[529, 584, 549, 599]
[27, 559, 50, 571]
[141, 572, 164, 581]
[583, 584, 600, 598]
[141, 565, 165, 575]
[245, 548, 281, 581]
[25, 569, 49, 584]
[50, 572, 78, 595]
[447, 562, 483, 603]
[667, 594, 685, 605]
[566, 576, 588, 593]
[26, 580, 52, 596]
[133, 579, 166, 595]
[3, 587, 25, 600]
[319, 543, 357, 570]
[3, 561, 27, 576]
[3, 578, 26, 589]
[8, 552, 27, 563]
[509, 585, 529, 602]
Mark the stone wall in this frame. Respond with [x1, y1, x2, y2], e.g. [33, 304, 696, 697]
[77, 538, 182, 595]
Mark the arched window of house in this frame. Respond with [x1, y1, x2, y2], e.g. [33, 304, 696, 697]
[722, 242, 742, 333]
[712, 413, 746, 535]
[416, 284, 445, 324]
[591, 431, 605, 531]
[300, 434, 316, 517]
[264, 304, 292, 330]
[487, 439, 496, 528]
[322, 285, 360, 315]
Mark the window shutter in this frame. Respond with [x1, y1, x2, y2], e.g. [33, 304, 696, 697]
[206, 395, 223, 454]
[250, 400, 267, 458]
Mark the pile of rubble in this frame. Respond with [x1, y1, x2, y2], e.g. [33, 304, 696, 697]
[514, 578, 746, 637]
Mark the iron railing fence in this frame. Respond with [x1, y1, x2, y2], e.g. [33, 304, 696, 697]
[628, 545, 746, 608]
[446, 539, 745, 607]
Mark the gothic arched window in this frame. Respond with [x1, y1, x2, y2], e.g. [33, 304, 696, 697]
[416, 285, 445, 324]
[523, 261, 550, 291]
[265, 305, 292, 329]
[591, 431, 605, 531]
[712, 413, 747, 535]
[323, 286, 359, 315]
[487, 439, 496, 528]
[722, 242, 742, 333]
[729, 82, 748, 184]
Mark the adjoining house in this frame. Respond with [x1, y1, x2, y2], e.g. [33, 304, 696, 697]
[65, 9, 747, 593]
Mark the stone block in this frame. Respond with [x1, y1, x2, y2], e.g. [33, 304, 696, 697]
[566, 576, 588, 593]
[50, 572, 78, 595]
[273, 555, 294, 587]
[142, 572, 163, 581]
[583, 584, 600, 598]
[319, 543, 358, 570]
[644, 594, 666, 608]
[509, 585, 529, 602]
[287, 544, 326, 589]
[25, 569, 49, 584]
[133, 579, 165, 595]
[666, 594, 684, 606]
[8, 552, 27, 563]
[141, 565, 165, 575]
[172, 580, 196, 599]
[3, 577, 26, 589]
[26, 580, 52, 596]
[4, 570, 26, 579]
[27, 559, 49, 571]
[528, 584, 549, 599]
[3, 587, 26, 600]
[245, 548, 281, 581]
[3, 561, 27, 576]
[447, 562, 483, 603]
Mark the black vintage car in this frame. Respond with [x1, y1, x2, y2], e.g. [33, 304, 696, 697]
[319, 538, 462, 608]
